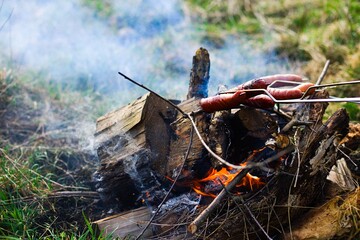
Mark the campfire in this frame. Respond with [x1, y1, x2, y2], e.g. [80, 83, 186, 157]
[92, 48, 360, 239]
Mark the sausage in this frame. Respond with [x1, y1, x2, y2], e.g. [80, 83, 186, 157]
[200, 75, 313, 112]
[242, 94, 275, 109]
[200, 90, 246, 112]
[267, 82, 315, 100]
[236, 74, 303, 90]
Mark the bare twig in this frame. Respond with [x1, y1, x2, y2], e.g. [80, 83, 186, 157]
[241, 199, 273, 240]
[48, 191, 99, 198]
[219, 180, 271, 240]
[0, 191, 99, 205]
[315, 60, 330, 86]
[249, 145, 295, 169]
[135, 123, 195, 240]
[281, 119, 312, 133]
[293, 129, 301, 188]
[118, 72, 186, 115]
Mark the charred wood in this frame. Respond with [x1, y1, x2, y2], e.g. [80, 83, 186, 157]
[187, 47, 210, 99]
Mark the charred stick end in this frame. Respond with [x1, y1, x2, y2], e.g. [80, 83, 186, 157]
[187, 48, 210, 99]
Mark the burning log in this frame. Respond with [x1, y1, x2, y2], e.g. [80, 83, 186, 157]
[93, 48, 359, 239]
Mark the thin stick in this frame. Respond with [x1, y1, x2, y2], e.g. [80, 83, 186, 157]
[0, 191, 99, 205]
[219, 180, 270, 240]
[48, 191, 99, 198]
[135, 124, 195, 240]
[118, 72, 186, 115]
[241, 199, 273, 240]
[248, 145, 295, 169]
[315, 60, 330, 86]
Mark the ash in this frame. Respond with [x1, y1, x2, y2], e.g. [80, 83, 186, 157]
[158, 193, 200, 215]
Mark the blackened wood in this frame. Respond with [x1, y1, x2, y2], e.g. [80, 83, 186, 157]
[187, 47, 210, 99]
[167, 98, 209, 178]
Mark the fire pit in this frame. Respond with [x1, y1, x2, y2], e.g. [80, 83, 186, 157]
[92, 48, 359, 239]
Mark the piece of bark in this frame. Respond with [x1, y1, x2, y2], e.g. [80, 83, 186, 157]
[187, 47, 210, 99]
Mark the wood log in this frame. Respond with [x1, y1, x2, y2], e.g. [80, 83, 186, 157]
[167, 98, 210, 178]
[94, 48, 216, 205]
[93, 92, 178, 205]
[93, 207, 153, 238]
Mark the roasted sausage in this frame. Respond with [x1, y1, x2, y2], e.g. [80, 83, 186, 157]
[267, 82, 315, 100]
[236, 74, 303, 90]
[200, 90, 246, 112]
[242, 94, 275, 109]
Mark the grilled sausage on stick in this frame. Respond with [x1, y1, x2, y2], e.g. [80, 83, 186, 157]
[236, 74, 303, 90]
[267, 82, 315, 100]
[200, 91, 246, 113]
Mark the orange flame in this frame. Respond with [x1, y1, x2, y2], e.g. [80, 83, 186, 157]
[191, 167, 264, 198]
[167, 147, 269, 198]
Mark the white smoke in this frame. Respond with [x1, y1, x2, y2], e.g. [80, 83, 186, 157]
[0, 0, 296, 108]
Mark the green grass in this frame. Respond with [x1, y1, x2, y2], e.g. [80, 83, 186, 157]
[0, 70, 111, 239]
[0, 148, 109, 239]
